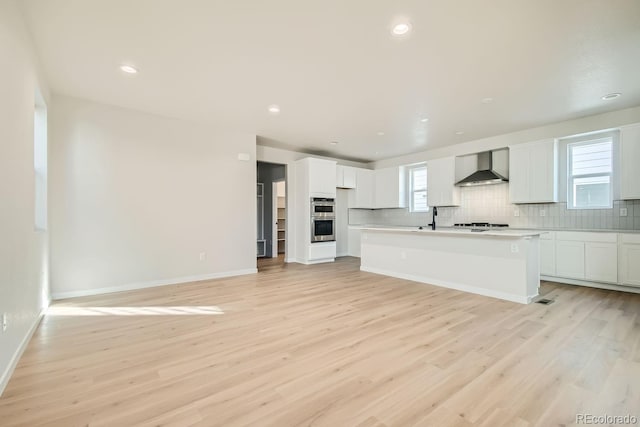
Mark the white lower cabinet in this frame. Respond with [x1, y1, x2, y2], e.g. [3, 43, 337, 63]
[556, 240, 585, 280]
[348, 227, 361, 257]
[546, 231, 625, 287]
[620, 234, 640, 287]
[539, 233, 556, 276]
[585, 243, 617, 283]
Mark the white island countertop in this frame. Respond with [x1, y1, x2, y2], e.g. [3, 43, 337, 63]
[359, 226, 541, 304]
[357, 226, 546, 238]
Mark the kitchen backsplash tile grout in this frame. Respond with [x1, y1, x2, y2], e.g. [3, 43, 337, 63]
[348, 183, 640, 230]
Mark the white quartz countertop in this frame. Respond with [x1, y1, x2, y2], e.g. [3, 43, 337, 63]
[358, 226, 545, 238]
[349, 224, 640, 234]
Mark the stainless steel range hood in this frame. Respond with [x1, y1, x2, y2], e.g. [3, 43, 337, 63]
[455, 151, 508, 187]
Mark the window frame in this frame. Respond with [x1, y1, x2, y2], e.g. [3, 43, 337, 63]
[566, 136, 613, 210]
[408, 163, 428, 213]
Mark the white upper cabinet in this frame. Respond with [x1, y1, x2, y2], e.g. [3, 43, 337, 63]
[297, 157, 336, 197]
[509, 139, 558, 204]
[352, 168, 374, 208]
[336, 165, 357, 189]
[427, 157, 460, 207]
[374, 167, 406, 209]
[620, 124, 640, 200]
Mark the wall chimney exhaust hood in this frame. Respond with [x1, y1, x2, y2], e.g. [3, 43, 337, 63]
[455, 150, 508, 186]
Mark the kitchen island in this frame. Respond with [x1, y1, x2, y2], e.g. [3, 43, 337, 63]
[360, 227, 544, 304]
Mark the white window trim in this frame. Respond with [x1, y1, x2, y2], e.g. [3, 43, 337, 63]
[566, 136, 613, 210]
[408, 163, 428, 213]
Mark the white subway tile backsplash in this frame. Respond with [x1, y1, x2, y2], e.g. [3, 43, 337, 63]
[348, 183, 640, 230]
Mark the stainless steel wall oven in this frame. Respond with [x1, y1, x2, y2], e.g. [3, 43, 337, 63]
[311, 197, 335, 242]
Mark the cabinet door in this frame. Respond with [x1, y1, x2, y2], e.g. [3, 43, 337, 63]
[374, 167, 406, 208]
[353, 169, 374, 208]
[308, 159, 336, 196]
[342, 167, 357, 189]
[529, 140, 557, 203]
[335, 165, 344, 188]
[556, 241, 585, 279]
[427, 157, 460, 207]
[619, 244, 640, 287]
[509, 140, 557, 204]
[348, 228, 362, 257]
[540, 239, 556, 276]
[509, 145, 530, 204]
[620, 125, 640, 200]
[585, 243, 618, 283]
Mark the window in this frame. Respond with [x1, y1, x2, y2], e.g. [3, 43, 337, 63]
[409, 164, 428, 212]
[567, 136, 613, 209]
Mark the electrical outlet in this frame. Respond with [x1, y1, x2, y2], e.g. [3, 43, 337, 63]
[511, 244, 519, 253]
[2, 313, 7, 332]
[540, 209, 546, 217]
[199, 252, 206, 261]
[620, 208, 628, 217]
[514, 209, 520, 217]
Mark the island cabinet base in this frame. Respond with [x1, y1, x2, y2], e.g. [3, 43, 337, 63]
[360, 229, 540, 304]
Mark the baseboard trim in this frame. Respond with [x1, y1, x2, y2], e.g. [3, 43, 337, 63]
[541, 275, 640, 294]
[361, 266, 532, 304]
[297, 258, 336, 265]
[0, 307, 47, 397]
[51, 269, 258, 300]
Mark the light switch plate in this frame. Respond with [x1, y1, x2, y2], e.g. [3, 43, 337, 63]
[620, 208, 628, 217]
[514, 209, 520, 217]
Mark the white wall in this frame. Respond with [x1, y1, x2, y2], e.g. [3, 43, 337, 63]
[372, 106, 640, 168]
[0, 0, 51, 395]
[256, 145, 368, 262]
[50, 95, 257, 298]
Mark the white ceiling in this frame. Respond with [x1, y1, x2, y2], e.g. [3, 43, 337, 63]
[21, 0, 640, 162]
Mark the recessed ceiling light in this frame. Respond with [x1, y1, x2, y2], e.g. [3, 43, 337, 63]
[377, 132, 385, 136]
[481, 97, 493, 104]
[602, 93, 621, 100]
[330, 141, 338, 145]
[267, 104, 280, 114]
[420, 118, 429, 123]
[455, 131, 465, 135]
[391, 22, 411, 36]
[119, 64, 138, 74]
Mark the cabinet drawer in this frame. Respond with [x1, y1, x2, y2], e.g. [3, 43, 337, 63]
[540, 231, 555, 241]
[620, 233, 640, 245]
[308, 243, 336, 261]
[556, 231, 617, 243]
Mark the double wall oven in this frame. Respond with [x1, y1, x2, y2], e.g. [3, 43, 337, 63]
[311, 197, 335, 243]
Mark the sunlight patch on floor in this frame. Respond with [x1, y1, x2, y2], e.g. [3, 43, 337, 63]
[47, 306, 224, 316]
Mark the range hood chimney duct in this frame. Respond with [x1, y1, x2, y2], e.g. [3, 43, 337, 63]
[455, 151, 508, 187]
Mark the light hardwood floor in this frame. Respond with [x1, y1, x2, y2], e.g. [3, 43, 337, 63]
[1, 257, 639, 426]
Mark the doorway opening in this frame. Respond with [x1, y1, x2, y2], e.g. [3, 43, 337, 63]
[257, 161, 286, 270]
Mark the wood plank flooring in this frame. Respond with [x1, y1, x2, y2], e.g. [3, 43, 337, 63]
[1, 256, 639, 426]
